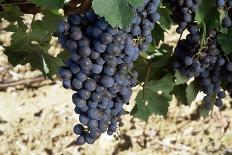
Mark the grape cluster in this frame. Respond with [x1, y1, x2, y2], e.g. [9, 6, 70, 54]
[58, 10, 141, 145]
[166, 0, 201, 34]
[172, 25, 232, 109]
[216, 0, 232, 28]
[126, 0, 160, 51]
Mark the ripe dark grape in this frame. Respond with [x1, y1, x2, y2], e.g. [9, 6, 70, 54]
[165, 0, 201, 34]
[127, 0, 161, 51]
[73, 124, 84, 135]
[172, 24, 231, 109]
[58, 0, 161, 145]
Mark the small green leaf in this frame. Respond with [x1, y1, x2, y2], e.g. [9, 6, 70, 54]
[172, 84, 188, 105]
[152, 23, 165, 46]
[134, 56, 148, 82]
[218, 29, 232, 55]
[145, 74, 175, 95]
[30, 0, 65, 9]
[175, 70, 189, 85]
[0, 6, 27, 31]
[132, 90, 171, 121]
[186, 80, 200, 105]
[158, 7, 173, 30]
[42, 53, 64, 78]
[3, 28, 63, 78]
[57, 49, 70, 62]
[131, 91, 151, 121]
[93, 0, 134, 28]
[132, 74, 175, 121]
[127, 0, 143, 7]
[195, 0, 220, 30]
[42, 10, 63, 33]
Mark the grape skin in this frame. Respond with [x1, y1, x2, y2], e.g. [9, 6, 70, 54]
[58, 0, 161, 145]
[172, 25, 230, 109]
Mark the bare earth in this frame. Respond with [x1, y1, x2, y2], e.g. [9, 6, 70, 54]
[0, 81, 231, 155]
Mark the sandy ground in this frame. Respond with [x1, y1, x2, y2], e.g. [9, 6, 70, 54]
[0, 81, 231, 155]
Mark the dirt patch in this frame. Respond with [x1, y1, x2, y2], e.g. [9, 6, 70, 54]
[0, 83, 231, 155]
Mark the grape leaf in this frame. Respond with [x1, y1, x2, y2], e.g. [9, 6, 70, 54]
[175, 70, 188, 85]
[0, 6, 27, 31]
[42, 10, 63, 33]
[195, 0, 220, 30]
[172, 84, 188, 105]
[152, 23, 165, 46]
[57, 49, 70, 62]
[186, 80, 200, 105]
[132, 74, 175, 121]
[2, 10, 64, 78]
[92, 0, 134, 28]
[4, 42, 64, 78]
[30, 0, 65, 9]
[127, 0, 143, 7]
[134, 57, 148, 82]
[218, 29, 232, 55]
[145, 74, 175, 95]
[158, 7, 173, 30]
[131, 91, 151, 121]
[132, 90, 172, 121]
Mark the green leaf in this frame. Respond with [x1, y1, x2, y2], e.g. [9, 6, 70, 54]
[30, 0, 65, 9]
[4, 43, 63, 78]
[0, 6, 27, 31]
[29, 21, 51, 43]
[132, 74, 175, 121]
[172, 84, 188, 105]
[42, 53, 64, 78]
[195, 0, 220, 30]
[186, 80, 200, 105]
[57, 49, 70, 62]
[127, 0, 143, 7]
[218, 29, 232, 55]
[145, 74, 175, 95]
[132, 89, 172, 121]
[158, 7, 173, 30]
[42, 10, 63, 33]
[149, 44, 173, 79]
[131, 91, 151, 121]
[92, 0, 134, 28]
[175, 70, 188, 85]
[134, 56, 148, 82]
[152, 23, 165, 46]
[3, 26, 63, 78]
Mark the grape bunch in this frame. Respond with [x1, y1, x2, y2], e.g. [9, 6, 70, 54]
[127, 0, 161, 51]
[216, 0, 232, 28]
[165, 0, 201, 34]
[58, 10, 141, 145]
[172, 27, 230, 109]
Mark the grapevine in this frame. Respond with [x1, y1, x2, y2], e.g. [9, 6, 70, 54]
[0, 0, 231, 147]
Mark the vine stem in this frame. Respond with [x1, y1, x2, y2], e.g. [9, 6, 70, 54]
[142, 63, 152, 100]
[29, 14, 35, 32]
[145, 63, 152, 82]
